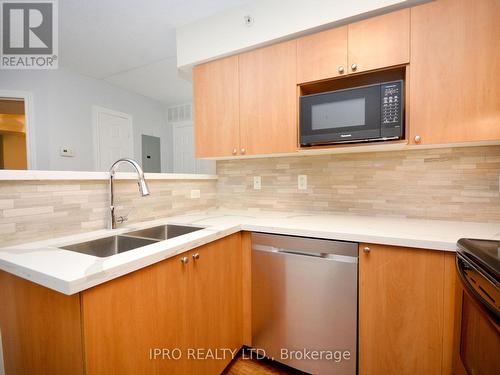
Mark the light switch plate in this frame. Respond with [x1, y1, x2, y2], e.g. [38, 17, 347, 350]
[190, 189, 201, 199]
[253, 176, 262, 190]
[298, 175, 307, 190]
[60, 147, 74, 157]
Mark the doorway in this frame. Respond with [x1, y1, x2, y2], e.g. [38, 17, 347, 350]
[172, 122, 215, 174]
[0, 98, 27, 170]
[93, 106, 134, 171]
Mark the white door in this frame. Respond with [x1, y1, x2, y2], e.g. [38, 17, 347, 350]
[93, 107, 134, 171]
[173, 122, 196, 173]
[172, 122, 215, 174]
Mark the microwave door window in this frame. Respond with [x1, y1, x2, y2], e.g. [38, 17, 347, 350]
[299, 84, 382, 145]
[311, 98, 366, 130]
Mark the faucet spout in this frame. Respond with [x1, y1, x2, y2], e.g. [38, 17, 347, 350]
[137, 179, 150, 197]
[109, 158, 150, 229]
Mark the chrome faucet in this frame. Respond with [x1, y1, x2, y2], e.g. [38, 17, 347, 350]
[109, 158, 150, 229]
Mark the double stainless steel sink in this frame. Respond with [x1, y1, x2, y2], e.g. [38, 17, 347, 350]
[60, 224, 203, 257]
[124, 224, 202, 241]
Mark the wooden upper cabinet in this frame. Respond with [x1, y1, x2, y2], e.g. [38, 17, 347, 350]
[193, 55, 240, 157]
[297, 26, 348, 84]
[359, 243, 449, 375]
[410, 0, 500, 145]
[239, 40, 298, 155]
[348, 8, 410, 74]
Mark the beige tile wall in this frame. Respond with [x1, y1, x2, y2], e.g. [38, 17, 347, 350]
[1, 146, 499, 247]
[0, 179, 216, 246]
[217, 146, 500, 222]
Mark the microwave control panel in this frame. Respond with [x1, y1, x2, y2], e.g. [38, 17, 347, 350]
[380, 81, 403, 138]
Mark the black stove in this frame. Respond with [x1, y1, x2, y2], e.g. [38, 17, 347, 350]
[457, 238, 500, 320]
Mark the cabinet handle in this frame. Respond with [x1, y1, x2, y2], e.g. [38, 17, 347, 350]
[351, 63, 357, 71]
[338, 66, 344, 74]
[363, 246, 371, 254]
[232, 148, 237, 155]
[180, 256, 189, 264]
[414, 135, 422, 143]
[192, 253, 200, 260]
[240, 148, 246, 155]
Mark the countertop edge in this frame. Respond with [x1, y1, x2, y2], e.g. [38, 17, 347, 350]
[242, 225, 457, 252]
[2, 211, 495, 295]
[0, 225, 242, 295]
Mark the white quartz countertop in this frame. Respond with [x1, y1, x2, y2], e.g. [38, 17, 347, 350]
[1, 209, 499, 295]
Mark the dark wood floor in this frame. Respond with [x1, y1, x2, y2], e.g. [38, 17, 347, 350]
[222, 349, 308, 375]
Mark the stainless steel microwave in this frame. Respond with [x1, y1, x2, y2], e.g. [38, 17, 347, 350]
[299, 80, 404, 146]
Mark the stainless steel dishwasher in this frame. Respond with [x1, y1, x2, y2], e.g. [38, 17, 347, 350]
[251, 232, 358, 375]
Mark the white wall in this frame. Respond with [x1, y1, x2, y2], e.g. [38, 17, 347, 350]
[177, 0, 427, 69]
[0, 68, 172, 172]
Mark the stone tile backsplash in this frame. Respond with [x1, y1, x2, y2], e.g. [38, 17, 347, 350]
[217, 146, 500, 222]
[0, 179, 216, 246]
[1, 146, 499, 247]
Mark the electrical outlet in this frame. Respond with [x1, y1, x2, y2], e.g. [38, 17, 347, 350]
[253, 176, 262, 190]
[190, 189, 201, 199]
[298, 175, 307, 190]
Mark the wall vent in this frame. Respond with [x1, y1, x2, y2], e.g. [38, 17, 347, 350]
[167, 103, 192, 123]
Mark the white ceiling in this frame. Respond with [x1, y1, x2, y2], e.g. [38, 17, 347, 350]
[105, 58, 193, 104]
[59, 0, 249, 105]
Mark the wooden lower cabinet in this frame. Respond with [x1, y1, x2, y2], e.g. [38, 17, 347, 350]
[82, 233, 245, 375]
[189, 233, 244, 374]
[0, 233, 247, 375]
[359, 244, 456, 375]
[1, 235, 463, 375]
[81, 250, 192, 375]
[0, 271, 84, 375]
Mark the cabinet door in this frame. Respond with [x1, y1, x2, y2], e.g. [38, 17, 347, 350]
[239, 40, 298, 155]
[189, 233, 243, 374]
[348, 9, 409, 74]
[193, 56, 240, 157]
[82, 253, 191, 375]
[0, 271, 84, 375]
[297, 26, 348, 84]
[410, 0, 500, 144]
[359, 244, 445, 375]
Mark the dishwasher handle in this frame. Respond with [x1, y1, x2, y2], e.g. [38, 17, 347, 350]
[253, 244, 358, 264]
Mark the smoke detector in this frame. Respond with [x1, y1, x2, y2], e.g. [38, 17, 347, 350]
[244, 15, 254, 26]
